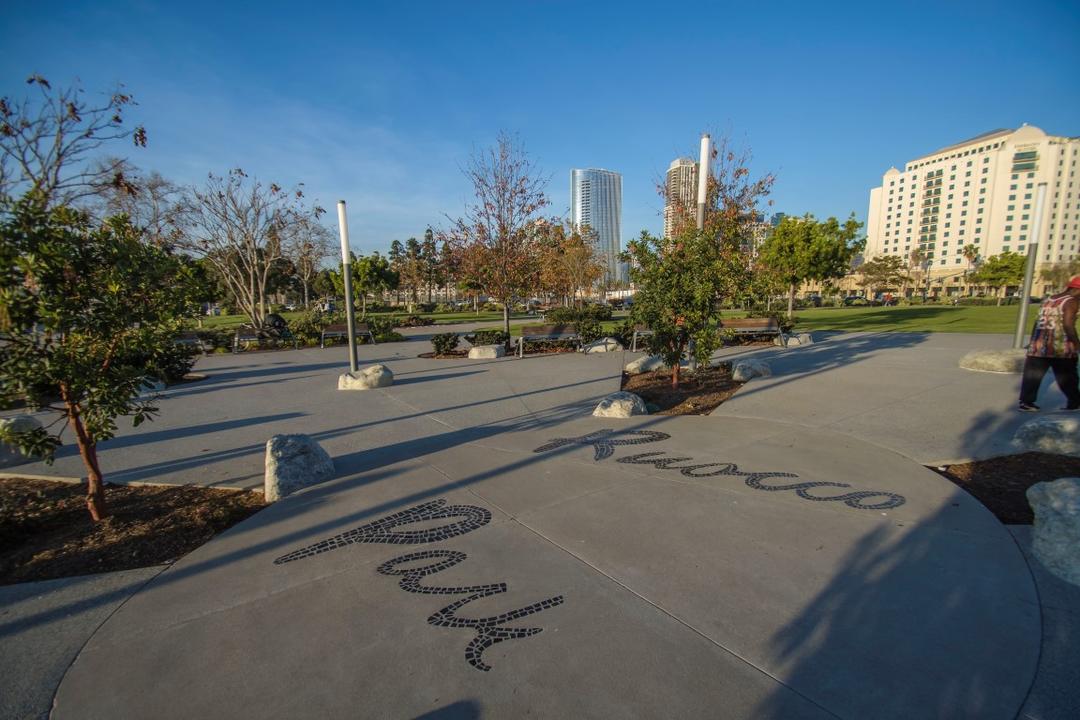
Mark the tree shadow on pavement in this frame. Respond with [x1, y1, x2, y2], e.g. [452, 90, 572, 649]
[754, 501, 1040, 719]
[715, 332, 932, 403]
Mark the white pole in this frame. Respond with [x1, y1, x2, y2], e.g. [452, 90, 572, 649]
[337, 200, 359, 373]
[696, 133, 710, 230]
[1014, 183, 1048, 349]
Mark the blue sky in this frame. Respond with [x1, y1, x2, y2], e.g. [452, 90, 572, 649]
[3, 0, 1079, 254]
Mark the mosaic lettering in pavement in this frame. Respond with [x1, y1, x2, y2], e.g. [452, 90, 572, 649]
[533, 429, 906, 510]
[275, 499, 565, 672]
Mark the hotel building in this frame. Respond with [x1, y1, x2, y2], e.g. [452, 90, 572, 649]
[864, 125, 1080, 295]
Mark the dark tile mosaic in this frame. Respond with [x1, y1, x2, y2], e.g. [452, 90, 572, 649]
[534, 429, 907, 510]
[275, 500, 565, 672]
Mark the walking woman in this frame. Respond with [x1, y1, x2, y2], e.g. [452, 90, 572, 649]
[1018, 276, 1080, 411]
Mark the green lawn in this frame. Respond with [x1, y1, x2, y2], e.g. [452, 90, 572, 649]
[190, 305, 1036, 336]
[778, 305, 1038, 334]
[187, 309, 531, 330]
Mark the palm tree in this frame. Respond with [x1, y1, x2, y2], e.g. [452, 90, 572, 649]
[962, 244, 980, 295]
[908, 248, 926, 299]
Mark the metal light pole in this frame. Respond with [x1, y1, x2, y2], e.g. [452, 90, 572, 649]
[695, 133, 711, 231]
[336, 200, 359, 373]
[1013, 183, 1048, 349]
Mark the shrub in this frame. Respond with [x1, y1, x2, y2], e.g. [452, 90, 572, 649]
[434, 303, 454, 313]
[574, 318, 604, 343]
[366, 316, 396, 337]
[465, 330, 509, 346]
[141, 342, 200, 384]
[375, 331, 406, 343]
[431, 333, 460, 355]
[394, 314, 436, 328]
[289, 309, 326, 346]
[610, 319, 637, 348]
[417, 302, 437, 313]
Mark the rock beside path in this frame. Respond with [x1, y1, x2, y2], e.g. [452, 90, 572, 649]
[959, 349, 1026, 373]
[338, 364, 394, 390]
[265, 434, 335, 502]
[733, 359, 772, 382]
[625, 355, 666, 374]
[1013, 416, 1080, 456]
[1027, 477, 1080, 586]
[775, 332, 814, 347]
[0, 415, 43, 468]
[583, 337, 623, 354]
[468, 344, 505, 359]
[593, 392, 649, 418]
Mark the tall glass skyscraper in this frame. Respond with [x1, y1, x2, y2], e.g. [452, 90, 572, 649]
[570, 168, 624, 284]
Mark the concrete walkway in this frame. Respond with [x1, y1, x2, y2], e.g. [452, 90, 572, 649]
[2, 332, 1069, 717]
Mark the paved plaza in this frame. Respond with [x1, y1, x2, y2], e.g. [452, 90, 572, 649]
[4, 332, 1077, 718]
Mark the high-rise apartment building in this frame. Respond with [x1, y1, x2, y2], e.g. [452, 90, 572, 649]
[664, 158, 697, 237]
[864, 125, 1080, 292]
[570, 168, 624, 283]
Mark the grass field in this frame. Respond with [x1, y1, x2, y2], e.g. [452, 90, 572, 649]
[193, 304, 1039, 337]
[188, 309, 530, 330]
[780, 305, 1038, 334]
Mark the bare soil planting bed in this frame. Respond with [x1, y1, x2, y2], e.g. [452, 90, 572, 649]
[0, 478, 266, 585]
[932, 452, 1080, 524]
[622, 365, 741, 416]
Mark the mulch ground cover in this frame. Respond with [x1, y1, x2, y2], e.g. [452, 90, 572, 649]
[622, 364, 742, 415]
[932, 452, 1080, 524]
[418, 351, 470, 359]
[0, 478, 266, 585]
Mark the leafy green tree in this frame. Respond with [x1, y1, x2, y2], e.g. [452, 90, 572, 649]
[421, 227, 439, 303]
[0, 195, 196, 520]
[757, 214, 863, 318]
[332, 252, 398, 317]
[968, 251, 1027, 301]
[625, 228, 747, 388]
[1040, 258, 1080, 289]
[858, 255, 909, 296]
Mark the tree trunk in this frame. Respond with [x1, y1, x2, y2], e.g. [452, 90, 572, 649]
[671, 351, 681, 389]
[474, 295, 479, 315]
[502, 303, 510, 348]
[303, 281, 310, 308]
[67, 400, 107, 521]
[361, 292, 367, 319]
[787, 282, 797, 319]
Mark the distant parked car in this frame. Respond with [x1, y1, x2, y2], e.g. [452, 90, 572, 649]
[804, 294, 823, 307]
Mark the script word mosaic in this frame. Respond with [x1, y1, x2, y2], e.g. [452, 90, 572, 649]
[275, 499, 565, 672]
[534, 429, 906, 510]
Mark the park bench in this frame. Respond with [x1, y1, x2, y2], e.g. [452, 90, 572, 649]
[174, 332, 208, 355]
[721, 317, 787, 347]
[320, 322, 376, 349]
[630, 324, 653, 352]
[233, 326, 299, 353]
[515, 324, 580, 358]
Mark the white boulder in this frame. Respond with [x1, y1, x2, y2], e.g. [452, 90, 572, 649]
[468, 344, 505, 359]
[583, 337, 624, 354]
[338, 364, 394, 390]
[1013, 416, 1080, 456]
[1027, 477, 1080, 586]
[959, 349, 1026, 373]
[625, 355, 666, 374]
[265, 434, 335, 502]
[593, 391, 649, 418]
[732, 359, 772, 382]
[0, 415, 43, 468]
